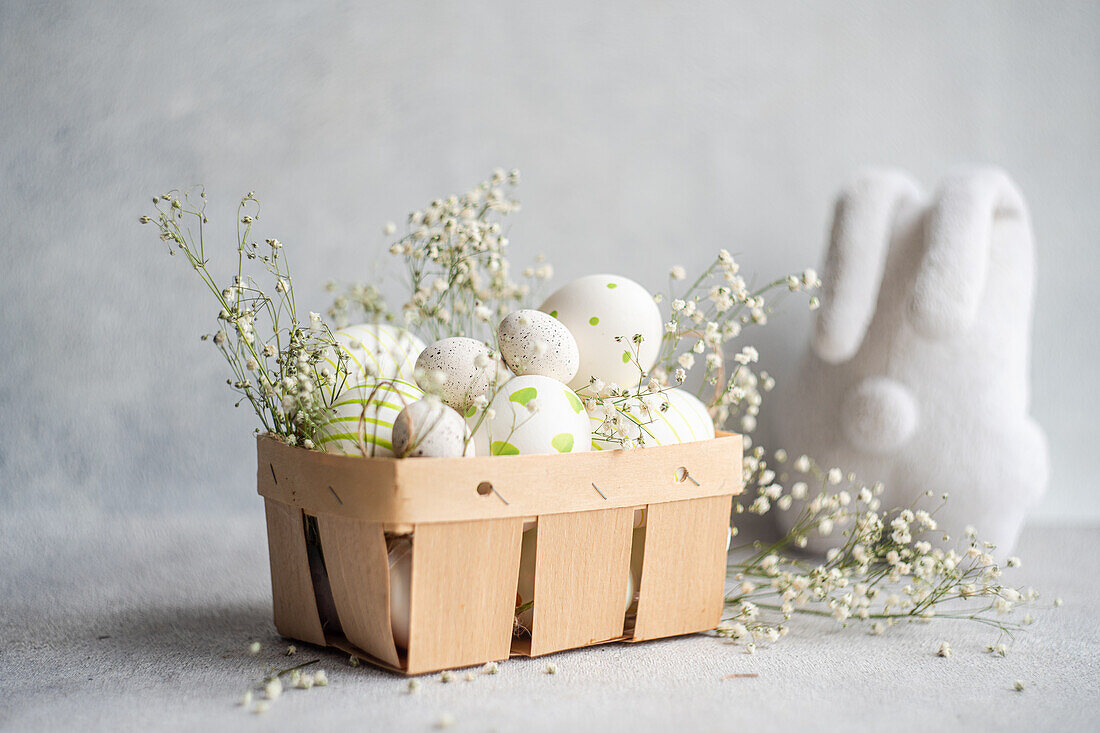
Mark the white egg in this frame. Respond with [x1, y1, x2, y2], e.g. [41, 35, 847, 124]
[516, 527, 635, 630]
[539, 274, 663, 391]
[388, 537, 412, 649]
[324, 323, 425, 388]
[392, 398, 473, 458]
[315, 379, 424, 456]
[589, 388, 715, 450]
[415, 337, 496, 414]
[470, 375, 591, 456]
[497, 309, 580, 384]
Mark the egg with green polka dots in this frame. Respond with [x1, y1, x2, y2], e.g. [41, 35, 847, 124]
[538, 274, 663, 390]
[469, 375, 591, 456]
[315, 378, 425, 456]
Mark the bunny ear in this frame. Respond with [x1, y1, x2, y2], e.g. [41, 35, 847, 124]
[908, 167, 1030, 339]
[813, 169, 923, 364]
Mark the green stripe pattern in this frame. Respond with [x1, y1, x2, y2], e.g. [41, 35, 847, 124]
[316, 378, 425, 457]
[589, 388, 715, 449]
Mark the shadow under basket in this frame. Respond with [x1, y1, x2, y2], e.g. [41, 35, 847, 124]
[257, 432, 742, 675]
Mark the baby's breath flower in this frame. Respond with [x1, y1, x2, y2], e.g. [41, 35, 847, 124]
[263, 677, 282, 700]
[545, 663, 558, 675]
[248, 641, 261, 655]
[482, 661, 500, 674]
[407, 679, 421, 693]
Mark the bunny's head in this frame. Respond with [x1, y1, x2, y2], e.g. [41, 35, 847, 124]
[772, 167, 1047, 557]
[810, 167, 1036, 455]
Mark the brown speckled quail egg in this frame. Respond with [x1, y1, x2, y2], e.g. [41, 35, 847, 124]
[414, 337, 495, 414]
[392, 397, 473, 457]
[497, 309, 580, 384]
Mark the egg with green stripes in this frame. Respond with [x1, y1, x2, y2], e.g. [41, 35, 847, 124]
[315, 378, 425, 456]
[324, 323, 425, 389]
[589, 388, 715, 450]
[469, 375, 591, 456]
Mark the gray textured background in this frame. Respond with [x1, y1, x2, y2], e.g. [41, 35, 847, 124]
[1, 0, 1097, 521]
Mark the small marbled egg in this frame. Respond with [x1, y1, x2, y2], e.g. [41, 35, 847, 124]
[497, 309, 580, 384]
[415, 337, 496, 414]
[392, 398, 473, 458]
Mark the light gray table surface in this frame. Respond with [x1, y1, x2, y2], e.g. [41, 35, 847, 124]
[2, 508, 1097, 732]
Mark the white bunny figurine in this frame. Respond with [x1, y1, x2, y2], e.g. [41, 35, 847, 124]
[772, 167, 1048, 558]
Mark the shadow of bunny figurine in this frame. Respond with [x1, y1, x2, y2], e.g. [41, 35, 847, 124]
[772, 167, 1048, 559]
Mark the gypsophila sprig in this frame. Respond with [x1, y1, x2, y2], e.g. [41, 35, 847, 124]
[236, 645, 323, 715]
[365, 168, 549, 342]
[718, 449, 1038, 650]
[656, 251, 818, 431]
[579, 251, 817, 449]
[143, 189, 349, 446]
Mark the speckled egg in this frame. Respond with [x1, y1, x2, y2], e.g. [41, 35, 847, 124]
[470, 374, 591, 456]
[315, 378, 424, 456]
[589, 388, 715, 450]
[323, 323, 425, 389]
[414, 337, 496, 414]
[539, 274, 663, 391]
[497, 309, 580, 384]
[392, 398, 473, 458]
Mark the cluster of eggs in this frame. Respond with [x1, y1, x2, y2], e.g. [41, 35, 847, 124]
[316, 273, 712, 460]
[312, 273, 720, 649]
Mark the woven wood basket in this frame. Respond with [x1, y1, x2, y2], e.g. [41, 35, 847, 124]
[257, 431, 742, 674]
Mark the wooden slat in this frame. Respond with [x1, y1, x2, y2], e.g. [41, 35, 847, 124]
[258, 432, 742, 525]
[316, 514, 401, 667]
[632, 495, 732, 641]
[263, 499, 326, 646]
[405, 518, 524, 674]
[529, 508, 635, 656]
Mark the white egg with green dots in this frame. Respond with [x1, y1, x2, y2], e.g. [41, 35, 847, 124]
[589, 388, 715, 450]
[470, 375, 592, 456]
[323, 323, 425, 389]
[539, 274, 663, 391]
[315, 378, 425, 456]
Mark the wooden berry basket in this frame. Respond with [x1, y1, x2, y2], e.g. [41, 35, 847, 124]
[257, 432, 742, 674]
